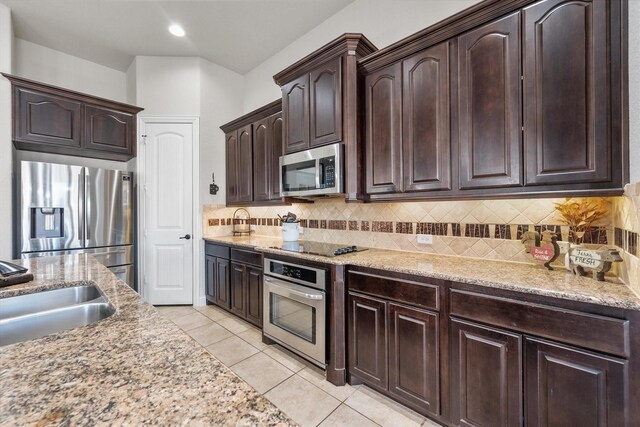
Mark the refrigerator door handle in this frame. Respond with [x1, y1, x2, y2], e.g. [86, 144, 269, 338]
[78, 171, 85, 243]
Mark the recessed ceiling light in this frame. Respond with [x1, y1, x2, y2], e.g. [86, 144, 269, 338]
[168, 24, 185, 37]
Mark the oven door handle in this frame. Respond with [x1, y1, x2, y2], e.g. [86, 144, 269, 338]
[264, 276, 324, 301]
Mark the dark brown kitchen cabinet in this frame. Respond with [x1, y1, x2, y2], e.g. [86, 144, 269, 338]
[253, 112, 283, 202]
[348, 292, 388, 390]
[214, 258, 231, 309]
[4, 73, 143, 162]
[205, 243, 231, 307]
[450, 318, 523, 427]
[523, 0, 612, 186]
[347, 268, 444, 420]
[309, 57, 342, 147]
[225, 124, 253, 204]
[366, 41, 452, 196]
[388, 303, 440, 416]
[364, 62, 402, 195]
[457, 11, 522, 190]
[230, 262, 246, 317]
[274, 34, 377, 200]
[282, 74, 310, 153]
[402, 42, 451, 192]
[246, 266, 263, 327]
[14, 88, 82, 148]
[221, 99, 286, 206]
[358, 0, 626, 200]
[525, 337, 627, 427]
[84, 105, 135, 155]
[204, 243, 263, 328]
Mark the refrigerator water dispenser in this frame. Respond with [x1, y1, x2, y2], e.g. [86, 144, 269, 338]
[30, 207, 64, 238]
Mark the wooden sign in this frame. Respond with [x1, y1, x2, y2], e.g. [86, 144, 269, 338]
[521, 230, 560, 270]
[569, 248, 623, 281]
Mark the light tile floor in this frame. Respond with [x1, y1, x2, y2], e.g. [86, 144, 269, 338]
[156, 305, 442, 427]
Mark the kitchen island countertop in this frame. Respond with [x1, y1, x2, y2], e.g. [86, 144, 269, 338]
[0, 254, 295, 426]
[205, 235, 640, 311]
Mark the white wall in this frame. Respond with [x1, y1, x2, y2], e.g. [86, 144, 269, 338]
[242, 0, 481, 112]
[14, 38, 127, 103]
[628, 0, 639, 184]
[199, 58, 244, 206]
[0, 4, 13, 260]
[126, 57, 137, 105]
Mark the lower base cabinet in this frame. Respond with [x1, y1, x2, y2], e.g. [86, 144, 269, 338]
[205, 243, 262, 328]
[450, 319, 523, 427]
[525, 337, 627, 427]
[347, 267, 636, 427]
[347, 269, 442, 419]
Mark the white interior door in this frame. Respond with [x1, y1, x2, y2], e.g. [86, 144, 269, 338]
[142, 121, 194, 305]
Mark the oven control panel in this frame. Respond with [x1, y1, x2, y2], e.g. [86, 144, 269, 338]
[264, 258, 326, 291]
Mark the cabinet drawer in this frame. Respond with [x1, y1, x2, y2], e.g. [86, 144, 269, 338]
[205, 243, 230, 258]
[231, 248, 261, 266]
[450, 289, 630, 357]
[348, 270, 439, 311]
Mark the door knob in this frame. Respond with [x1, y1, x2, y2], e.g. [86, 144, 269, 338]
[179, 234, 191, 240]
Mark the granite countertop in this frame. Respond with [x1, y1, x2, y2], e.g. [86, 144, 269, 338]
[0, 254, 295, 426]
[205, 235, 640, 311]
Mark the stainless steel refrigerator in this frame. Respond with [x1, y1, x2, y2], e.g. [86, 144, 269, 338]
[15, 161, 135, 289]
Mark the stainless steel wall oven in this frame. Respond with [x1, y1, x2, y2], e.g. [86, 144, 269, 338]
[263, 257, 327, 368]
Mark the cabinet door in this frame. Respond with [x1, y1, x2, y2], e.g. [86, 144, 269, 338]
[402, 42, 451, 192]
[214, 258, 231, 309]
[252, 118, 270, 202]
[348, 292, 388, 390]
[230, 262, 246, 317]
[268, 113, 284, 200]
[458, 12, 522, 189]
[237, 124, 253, 203]
[523, 0, 610, 185]
[225, 131, 239, 204]
[309, 57, 342, 147]
[525, 337, 627, 427]
[451, 319, 523, 427]
[84, 105, 134, 155]
[282, 74, 310, 153]
[15, 88, 82, 148]
[246, 265, 263, 327]
[389, 303, 440, 416]
[365, 63, 403, 194]
[205, 255, 216, 303]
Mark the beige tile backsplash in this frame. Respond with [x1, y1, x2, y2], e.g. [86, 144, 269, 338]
[203, 197, 619, 270]
[612, 182, 640, 292]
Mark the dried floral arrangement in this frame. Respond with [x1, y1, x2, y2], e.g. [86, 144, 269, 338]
[554, 198, 609, 244]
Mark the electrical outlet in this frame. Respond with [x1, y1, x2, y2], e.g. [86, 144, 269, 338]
[557, 240, 570, 254]
[250, 225, 256, 231]
[299, 227, 304, 234]
[417, 234, 433, 245]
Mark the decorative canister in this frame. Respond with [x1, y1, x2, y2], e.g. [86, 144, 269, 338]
[282, 222, 301, 242]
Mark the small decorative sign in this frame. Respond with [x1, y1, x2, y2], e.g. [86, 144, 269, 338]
[568, 248, 623, 281]
[521, 230, 561, 270]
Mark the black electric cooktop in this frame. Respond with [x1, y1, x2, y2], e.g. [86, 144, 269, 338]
[270, 241, 367, 257]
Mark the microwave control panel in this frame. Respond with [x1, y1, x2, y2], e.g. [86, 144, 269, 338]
[319, 157, 335, 189]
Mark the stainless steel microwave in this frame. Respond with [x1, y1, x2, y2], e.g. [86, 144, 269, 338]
[279, 143, 343, 197]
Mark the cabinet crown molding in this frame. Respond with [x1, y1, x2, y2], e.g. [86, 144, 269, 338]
[220, 99, 281, 133]
[273, 33, 377, 85]
[1, 73, 144, 114]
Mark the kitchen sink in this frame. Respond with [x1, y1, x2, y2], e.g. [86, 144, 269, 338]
[0, 285, 115, 347]
[0, 285, 103, 319]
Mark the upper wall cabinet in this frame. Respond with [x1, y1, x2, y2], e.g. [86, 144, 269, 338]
[221, 100, 287, 207]
[359, 0, 627, 201]
[365, 42, 452, 197]
[522, 0, 612, 186]
[274, 34, 377, 201]
[3, 73, 143, 162]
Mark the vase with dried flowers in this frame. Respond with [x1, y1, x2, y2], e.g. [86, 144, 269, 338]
[554, 198, 609, 270]
[553, 198, 609, 243]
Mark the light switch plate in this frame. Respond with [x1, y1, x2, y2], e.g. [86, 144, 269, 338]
[417, 234, 433, 245]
